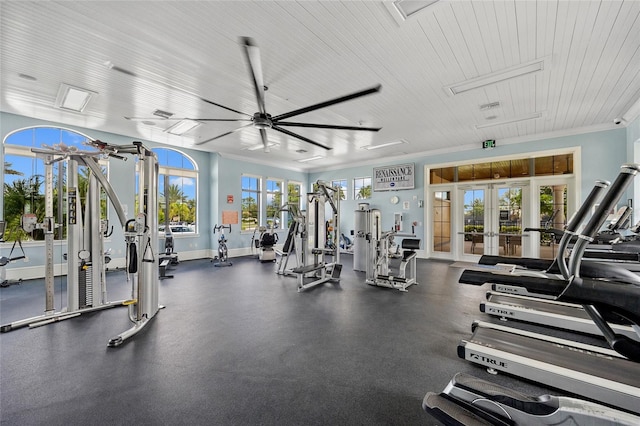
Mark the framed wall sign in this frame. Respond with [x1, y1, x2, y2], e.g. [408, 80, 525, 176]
[373, 163, 415, 191]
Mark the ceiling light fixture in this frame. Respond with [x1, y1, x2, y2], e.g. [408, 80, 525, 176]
[165, 119, 200, 135]
[446, 60, 545, 95]
[363, 139, 407, 150]
[298, 156, 324, 163]
[475, 112, 542, 129]
[55, 83, 96, 112]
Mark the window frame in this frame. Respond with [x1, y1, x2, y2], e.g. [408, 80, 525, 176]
[152, 147, 199, 235]
[241, 174, 262, 233]
[3, 127, 109, 242]
[353, 176, 372, 200]
[266, 177, 284, 230]
[331, 179, 347, 200]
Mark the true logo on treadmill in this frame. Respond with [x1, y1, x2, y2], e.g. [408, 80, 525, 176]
[488, 307, 514, 316]
[495, 285, 518, 293]
[469, 352, 507, 367]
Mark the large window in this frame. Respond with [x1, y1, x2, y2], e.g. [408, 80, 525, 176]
[241, 175, 261, 231]
[353, 177, 372, 200]
[331, 179, 347, 200]
[3, 127, 104, 241]
[287, 181, 302, 227]
[153, 148, 198, 234]
[430, 154, 573, 184]
[266, 178, 283, 229]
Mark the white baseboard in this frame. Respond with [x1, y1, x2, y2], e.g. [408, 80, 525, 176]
[4, 249, 213, 281]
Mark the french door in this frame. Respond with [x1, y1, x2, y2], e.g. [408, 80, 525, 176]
[459, 183, 528, 260]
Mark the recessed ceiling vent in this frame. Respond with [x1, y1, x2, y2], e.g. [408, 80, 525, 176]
[480, 101, 500, 111]
[153, 109, 174, 119]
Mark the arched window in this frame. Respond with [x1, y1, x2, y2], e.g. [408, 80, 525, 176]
[152, 148, 198, 234]
[2, 127, 104, 241]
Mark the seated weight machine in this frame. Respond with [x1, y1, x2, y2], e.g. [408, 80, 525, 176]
[212, 224, 232, 267]
[275, 203, 305, 276]
[159, 227, 178, 279]
[252, 226, 278, 262]
[357, 207, 420, 292]
[291, 181, 342, 292]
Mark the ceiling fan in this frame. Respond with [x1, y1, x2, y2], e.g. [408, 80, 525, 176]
[124, 37, 382, 152]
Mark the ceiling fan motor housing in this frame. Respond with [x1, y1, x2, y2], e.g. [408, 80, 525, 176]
[253, 112, 272, 129]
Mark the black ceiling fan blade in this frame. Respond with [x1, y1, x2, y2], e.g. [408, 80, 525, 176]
[240, 37, 267, 114]
[272, 84, 381, 121]
[259, 129, 270, 153]
[108, 63, 253, 118]
[198, 96, 254, 118]
[194, 118, 252, 122]
[275, 121, 381, 132]
[195, 123, 253, 146]
[271, 125, 332, 151]
[125, 117, 251, 122]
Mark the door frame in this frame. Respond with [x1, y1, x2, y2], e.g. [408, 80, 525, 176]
[424, 148, 580, 261]
[456, 181, 530, 262]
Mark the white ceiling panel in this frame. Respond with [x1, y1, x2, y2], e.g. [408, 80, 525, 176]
[1, 0, 639, 171]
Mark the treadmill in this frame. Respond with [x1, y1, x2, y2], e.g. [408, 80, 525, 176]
[424, 371, 640, 425]
[454, 164, 640, 414]
[481, 290, 638, 340]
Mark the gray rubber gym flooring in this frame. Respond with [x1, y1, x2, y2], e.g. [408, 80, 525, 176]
[1, 256, 561, 425]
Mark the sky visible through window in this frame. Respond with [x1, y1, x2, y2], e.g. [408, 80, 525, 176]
[153, 148, 196, 202]
[4, 127, 94, 187]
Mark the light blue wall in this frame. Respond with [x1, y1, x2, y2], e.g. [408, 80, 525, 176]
[215, 156, 308, 249]
[311, 164, 423, 241]
[0, 110, 633, 272]
[311, 128, 629, 245]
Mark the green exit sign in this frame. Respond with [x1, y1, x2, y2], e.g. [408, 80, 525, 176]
[482, 139, 496, 149]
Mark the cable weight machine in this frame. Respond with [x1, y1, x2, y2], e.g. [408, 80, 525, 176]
[0, 140, 162, 348]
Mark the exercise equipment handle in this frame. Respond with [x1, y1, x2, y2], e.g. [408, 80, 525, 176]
[569, 165, 640, 277]
[556, 180, 609, 279]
